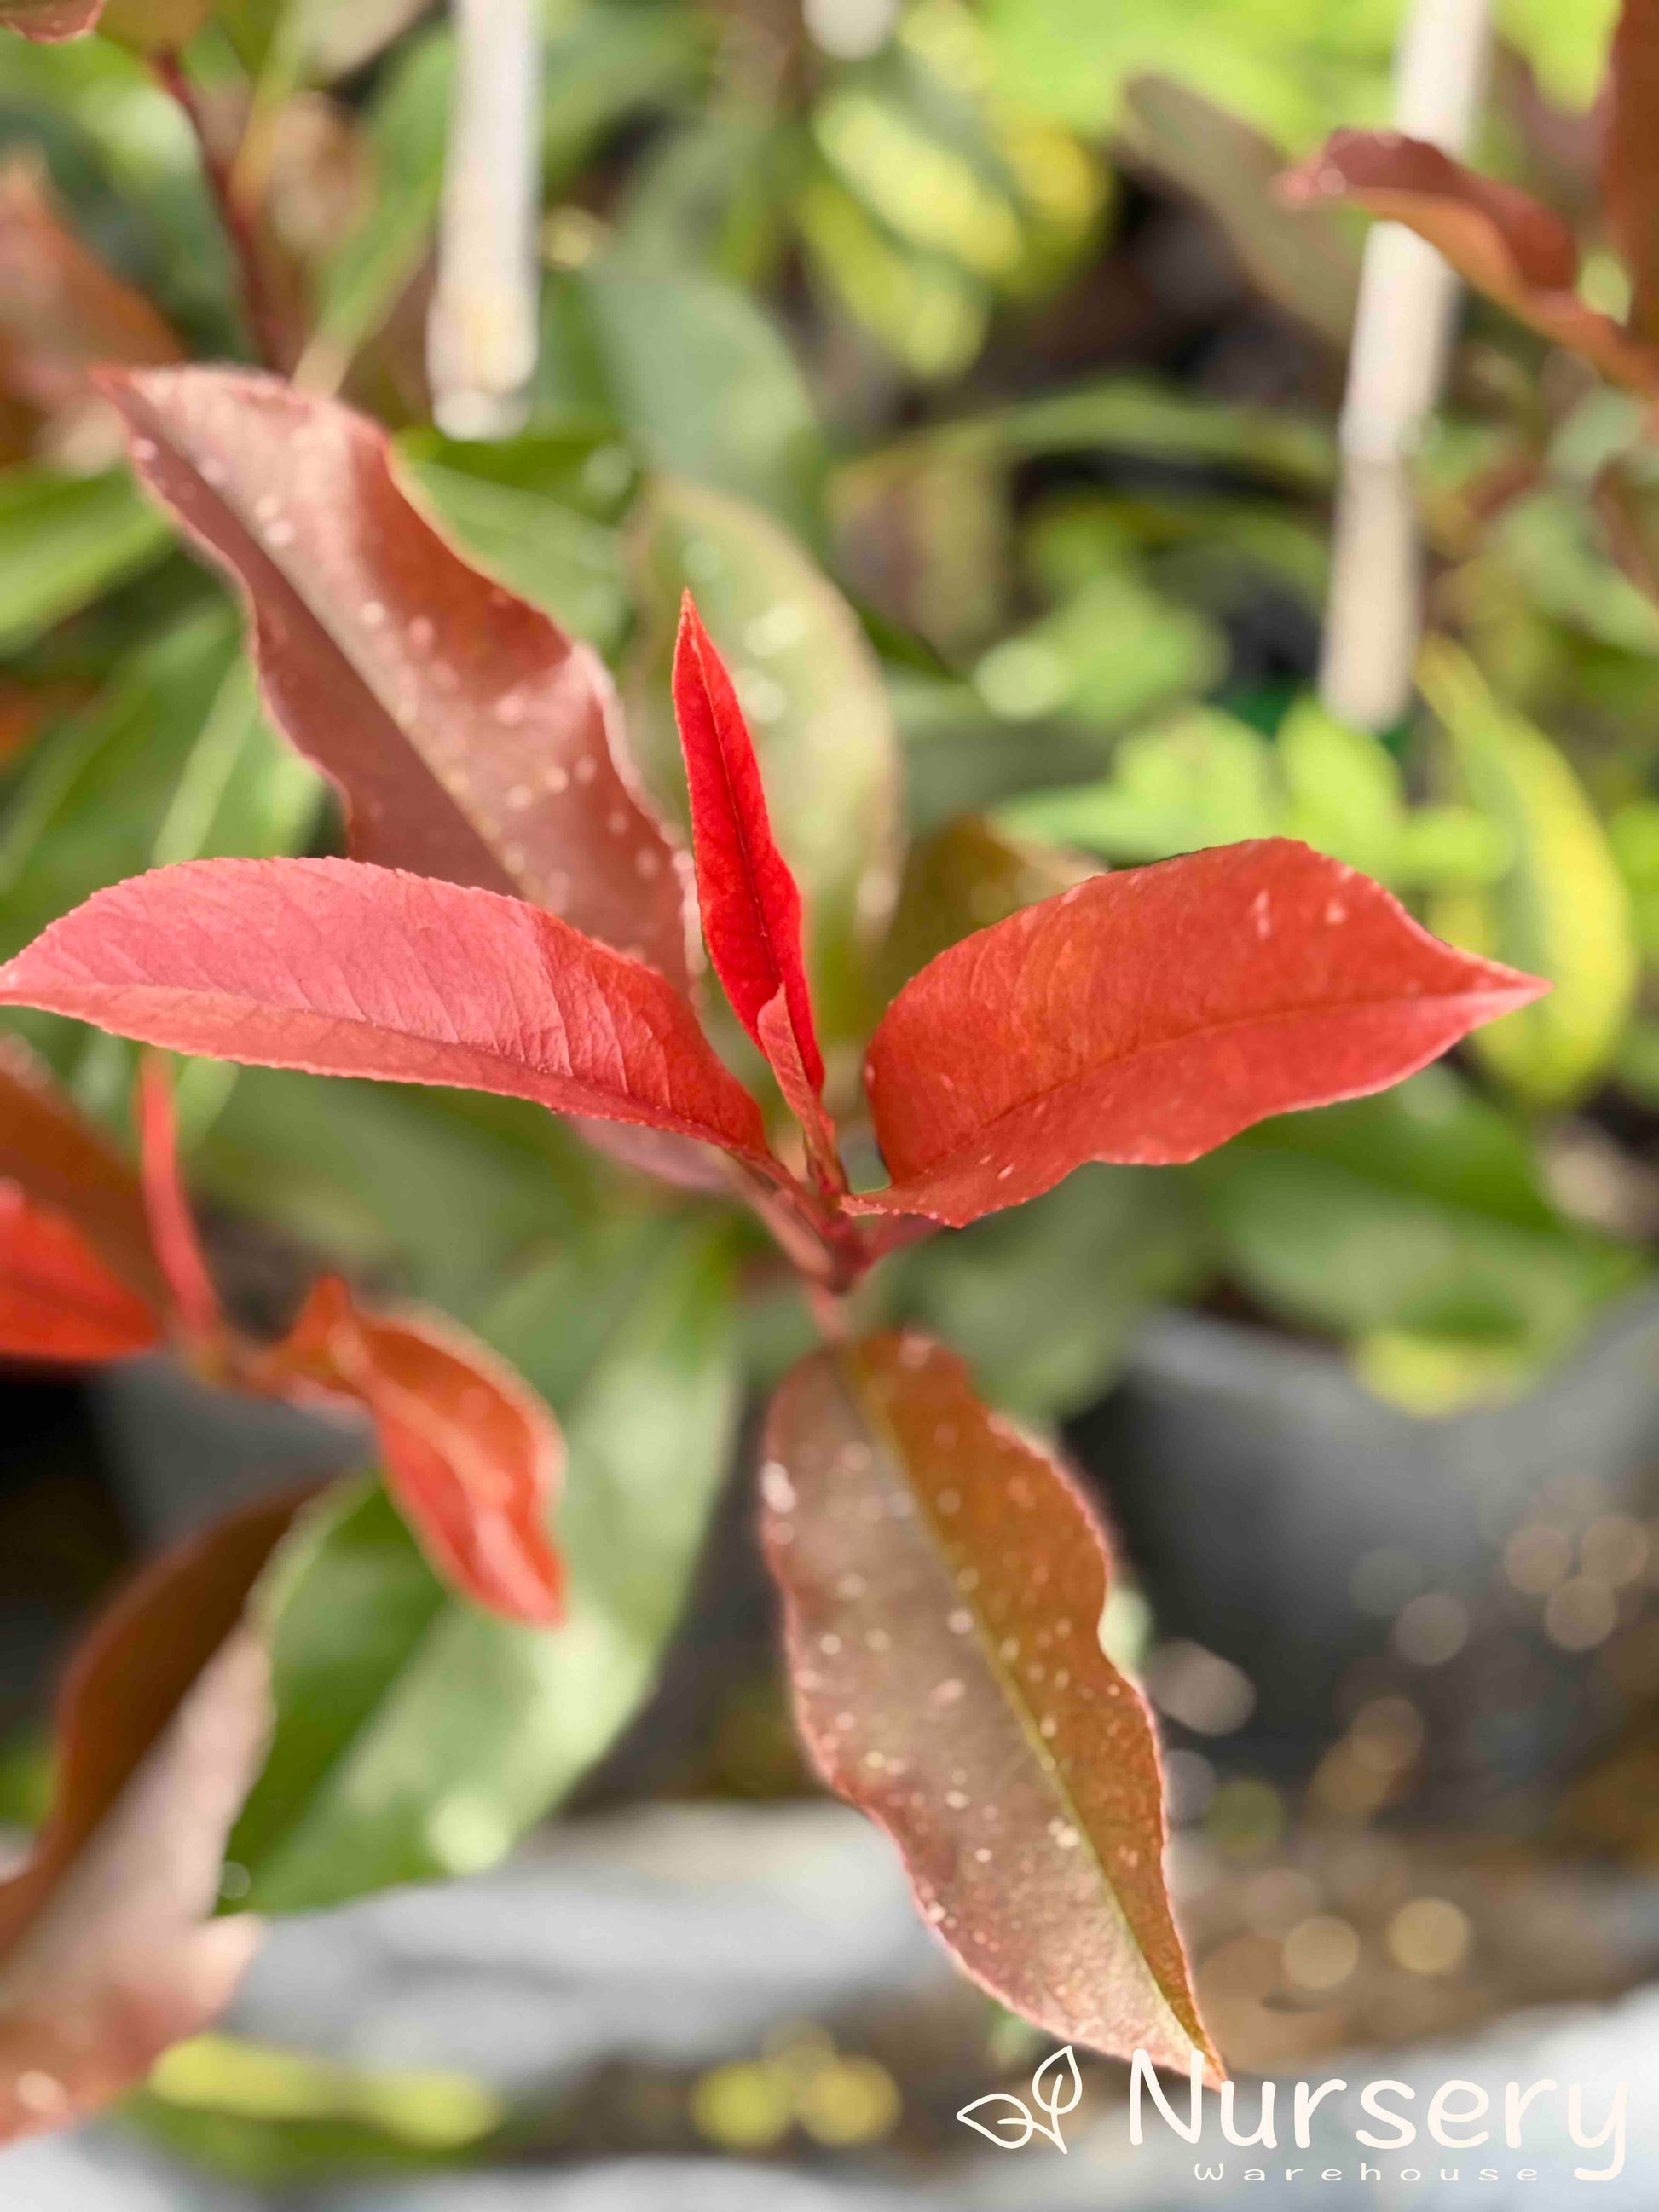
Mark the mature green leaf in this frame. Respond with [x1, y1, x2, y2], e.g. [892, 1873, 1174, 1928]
[1424, 644, 1639, 1103]
[0, 465, 168, 651]
[1198, 1069, 1644, 1358]
[1001, 707, 1274, 858]
[226, 1220, 741, 1911]
[540, 262, 824, 537]
[401, 457, 627, 654]
[627, 476, 902, 1044]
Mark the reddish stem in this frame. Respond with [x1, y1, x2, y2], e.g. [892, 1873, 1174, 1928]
[151, 52, 289, 372]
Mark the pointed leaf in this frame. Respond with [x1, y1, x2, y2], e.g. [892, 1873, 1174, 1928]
[136, 1054, 222, 1348]
[1605, 0, 1659, 348]
[99, 368, 696, 990]
[673, 594, 825, 1091]
[1280, 132, 1659, 393]
[0, 858, 774, 1166]
[0, 1182, 159, 1362]
[858, 840, 1545, 1227]
[270, 1277, 564, 1626]
[0, 1488, 309, 2142]
[761, 1331, 1219, 2076]
[954, 2092, 1037, 2149]
[0, 1035, 163, 1308]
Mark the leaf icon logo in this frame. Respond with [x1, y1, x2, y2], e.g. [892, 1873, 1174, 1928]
[957, 2045, 1081, 2151]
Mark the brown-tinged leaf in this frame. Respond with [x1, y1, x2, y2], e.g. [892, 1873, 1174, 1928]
[100, 369, 697, 990]
[0, 1032, 165, 1310]
[1124, 78, 1360, 345]
[0, 0, 101, 38]
[1606, 0, 1659, 346]
[1280, 130, 1659, 393]
[0, 1488, 310, 2142]
[760, 1330, 1220, 2078]
[0, 160, 182, 420]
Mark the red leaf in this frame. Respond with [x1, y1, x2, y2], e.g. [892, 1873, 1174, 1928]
[99, 368, 697, 990]
[673, 597, 841, 1185]
[1605, 0, 1659, 347]
[0, 1183, 159, 1362]
[1280, 131, 1659, 393]
[136, 1053, 222, 1349]
[271, 1276, 564, 1626]
[0, 1487, 310, 2143]
[761, 1331, 1220, 2078]
[0, 858, 775, 1168]
[0, 0, 101, 37]
[0, 1036, 165, 1311]
[0, 160, 181, 419]
[673, 597, 824, 1081]
[857, 840, 1545, 1227]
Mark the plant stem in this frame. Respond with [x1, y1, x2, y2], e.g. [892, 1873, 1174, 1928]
[1319, 0, 1494, 731]
[152, 50, 290, 373]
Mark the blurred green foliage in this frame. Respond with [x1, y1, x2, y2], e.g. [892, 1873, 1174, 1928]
[2, 0, 1656, 1995]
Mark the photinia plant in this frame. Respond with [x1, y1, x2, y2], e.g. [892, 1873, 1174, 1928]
[0, 367, 1546, 2117]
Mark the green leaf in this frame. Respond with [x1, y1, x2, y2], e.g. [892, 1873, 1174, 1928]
[227, 1219, 742, 1912]
[400, 456, 628, 653]
[1423, 644, 1639, 1104]
[1277, 696, 1405, 880]
[0, 603, 238, 962]
[540, 260, 824, 537]
[298, 28, 452, 387]
[1197, 1069, 1644, 1360]
[626, 476, 902, 1042]
[973, 576, 1225, 732]
[150, 654, 321, 868]
[1001, 705, 1274, 858]
[0, 465, 169, 653]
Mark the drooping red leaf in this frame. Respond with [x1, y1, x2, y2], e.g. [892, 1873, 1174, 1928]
[673, 595, 825, 1088]
[1605, 0, 1659, 347]
[761, 1330, 1220, 2078]
[0, 858, 775, 1168]
[0, 1183, 159, 1363]
[99, 368, 696, 989]
[0, 160, 181, 419]
[857, 840, 1545, 1227]
[0, 1036, 165, 1310]
[136, 1053, 222, 1350]
[0, 1487, 311, 2143]
[270, 1276, 564, 1626]
[1280, 131, 1659, 393]
[0, 0, 102, 38]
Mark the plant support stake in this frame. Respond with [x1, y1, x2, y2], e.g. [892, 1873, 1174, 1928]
[427, 0, 541, 438]
[1319, 0, 1494, 731]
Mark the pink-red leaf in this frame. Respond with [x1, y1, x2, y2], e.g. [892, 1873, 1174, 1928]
[1605, 0, 1659, 347]
[1280, 130, 1659, 393]
[136, 1054, 222, 1349]
[0, 1487, 309, 2143]
[761, 1330, 1219, 2078]
[0, 858, 774, 1167]
[671, 595, 844, 1192]
[858, 840, 1545, 1227]
[0, 1036, 165, 1311]
[0, 1183, 159, 1363]
[270, 1276, 564, 1626]
[100, 368, 696, 988]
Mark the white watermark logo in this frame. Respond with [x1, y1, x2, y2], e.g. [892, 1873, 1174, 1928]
[957, 2047, 1629, 2182]
[957, 2045, 1082, 2151]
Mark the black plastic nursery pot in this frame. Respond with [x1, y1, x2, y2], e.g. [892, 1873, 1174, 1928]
[1072, 1292, 1659, 1788]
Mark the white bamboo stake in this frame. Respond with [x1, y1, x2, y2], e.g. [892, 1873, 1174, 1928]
[427, 0, 542, 439]
[1319, 0, 1494, 731]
